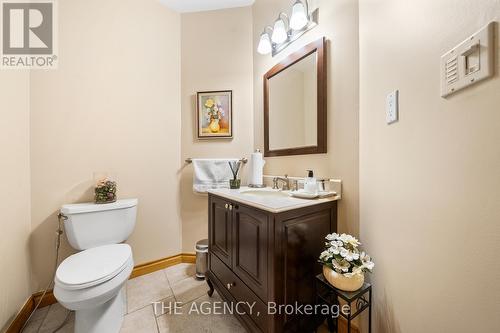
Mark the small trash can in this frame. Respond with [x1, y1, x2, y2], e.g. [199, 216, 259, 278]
[195, 239, 209, 279]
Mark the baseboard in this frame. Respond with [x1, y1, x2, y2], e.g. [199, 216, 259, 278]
[32, 290, 57, 310]
[6, 252, 196, 333]
[130, 253, 196, 278]
[181, 253, 196, 264]
[4, 298, 33, 333]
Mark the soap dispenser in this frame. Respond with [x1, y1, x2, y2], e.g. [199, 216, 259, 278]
[304, 170, 317, 194]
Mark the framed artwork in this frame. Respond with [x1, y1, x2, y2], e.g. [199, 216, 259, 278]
[196, 90, 233, 139]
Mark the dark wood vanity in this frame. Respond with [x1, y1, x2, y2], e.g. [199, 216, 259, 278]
[206, 192, 338, 332]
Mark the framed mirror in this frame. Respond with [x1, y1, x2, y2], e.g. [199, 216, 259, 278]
[264, 37, 327, 157]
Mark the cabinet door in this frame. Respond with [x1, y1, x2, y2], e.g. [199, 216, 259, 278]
[232, 204, 268, 301]
[209, 196, 232, 267]
[277, 206, 335, 332]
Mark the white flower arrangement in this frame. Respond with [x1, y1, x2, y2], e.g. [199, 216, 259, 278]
[319, 233, 374, 277]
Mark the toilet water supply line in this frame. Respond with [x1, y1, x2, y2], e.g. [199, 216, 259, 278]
[20, 213, 72, 333]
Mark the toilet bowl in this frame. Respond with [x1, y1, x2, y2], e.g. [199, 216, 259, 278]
[54, 244, 134, 333]
[54, 199, 138, 333]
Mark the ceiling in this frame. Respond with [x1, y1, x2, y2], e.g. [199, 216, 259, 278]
[159, 0, 255, 13]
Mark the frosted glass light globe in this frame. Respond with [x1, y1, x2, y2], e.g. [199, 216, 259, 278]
[257, 32, 272, 55]
[271, 18, 288, 44]
[290, 1, 308, 30]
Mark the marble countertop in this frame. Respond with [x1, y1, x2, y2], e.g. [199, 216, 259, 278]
[207, 186, 340, 213]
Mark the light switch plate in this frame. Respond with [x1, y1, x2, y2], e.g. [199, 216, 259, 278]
[386, 90, 399, 124]
[441, 21, 496, 97]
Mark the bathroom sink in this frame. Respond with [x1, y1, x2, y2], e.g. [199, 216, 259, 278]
[239, 189, 289, 198]
[207, 186, 340, 213]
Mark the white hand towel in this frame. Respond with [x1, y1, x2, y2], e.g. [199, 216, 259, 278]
[192, 159, 238, 194]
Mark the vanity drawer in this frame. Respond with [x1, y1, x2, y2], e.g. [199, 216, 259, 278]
[210, 253, 268, 332]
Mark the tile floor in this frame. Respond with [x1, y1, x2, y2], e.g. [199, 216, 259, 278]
[23, 263, 246, 333]
[23, 263, 331, 333]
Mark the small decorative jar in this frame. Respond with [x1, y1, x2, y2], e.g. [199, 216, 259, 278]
[229, 178, 241, 189]
[228, 161, 242, 189]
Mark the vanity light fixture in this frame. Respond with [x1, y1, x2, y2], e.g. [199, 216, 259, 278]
[257, 27, 273, 55]
[257, 0, 319, 57]
[290, 0, 309, 30]
[271, 13, 290, 44]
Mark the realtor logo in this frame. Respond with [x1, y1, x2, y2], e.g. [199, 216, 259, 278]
[1, 0, 57, 68]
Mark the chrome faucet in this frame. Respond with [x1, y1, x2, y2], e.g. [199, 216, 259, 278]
[272, 175, 290, 191]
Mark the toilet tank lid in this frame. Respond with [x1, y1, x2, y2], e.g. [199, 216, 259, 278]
[61, 198, 138, 215]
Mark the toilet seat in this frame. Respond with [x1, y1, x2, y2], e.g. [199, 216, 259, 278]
[56, 244, 132, 290]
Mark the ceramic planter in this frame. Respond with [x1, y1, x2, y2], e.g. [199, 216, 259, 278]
[323, 266, 364, 292]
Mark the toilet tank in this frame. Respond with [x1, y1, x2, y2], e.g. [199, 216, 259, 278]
[60, 199, 138, 250]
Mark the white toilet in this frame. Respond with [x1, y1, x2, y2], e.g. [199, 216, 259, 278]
[54, 199, 138, 333]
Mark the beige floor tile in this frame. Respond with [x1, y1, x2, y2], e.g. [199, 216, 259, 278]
[120, 305, 158, 333]
[30, 304, 50, 322]
[127, 270, 173, 313]
[156, 311, 206, 333]
[194, 290, 222, 303]
[163, 263, 196, 285]
[191, 292, 245, 333]
[51, 320, 75, 333]
[209, 313, 246, 333]
[37, 303, 74, 333]
[122, 284, 128, 314]
[20, 304, 50, 333]
[157, 292, 245, 333]
[170, 276, 209, 304]
[21, 318, 45, 333]
[152, 296, 178, 317]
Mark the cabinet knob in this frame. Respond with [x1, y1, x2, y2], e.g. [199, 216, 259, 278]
[229, 204, 233, 211]
[225, 204, 229, 209]
[226, 282, 235, 290]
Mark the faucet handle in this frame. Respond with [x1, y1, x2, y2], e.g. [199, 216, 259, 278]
[282, 176, 290, 191]
[272, 178, 279, 189]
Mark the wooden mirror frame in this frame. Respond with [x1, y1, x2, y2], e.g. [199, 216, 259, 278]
[264, 37, 327, 157]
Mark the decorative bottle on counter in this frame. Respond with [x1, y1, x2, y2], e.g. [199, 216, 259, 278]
[304, 170, 318, 194]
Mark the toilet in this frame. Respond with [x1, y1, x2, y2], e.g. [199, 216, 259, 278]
[54, 199, 138, 333]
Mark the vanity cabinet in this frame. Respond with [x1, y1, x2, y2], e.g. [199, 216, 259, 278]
[206, 193, 338, 333]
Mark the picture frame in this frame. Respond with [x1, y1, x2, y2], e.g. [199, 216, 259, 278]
[196, 90, 233, 139]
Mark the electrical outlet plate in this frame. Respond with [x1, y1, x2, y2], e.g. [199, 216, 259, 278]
[386, 90, 399, 124]
[441, 21, 496, 97]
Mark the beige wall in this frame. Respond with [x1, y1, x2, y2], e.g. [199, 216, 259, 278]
[359, 0, 500, 332]
[180, 7, 254, 252]
[29, 0, 182, 290]
[0, 71, 32, 331]
[252, 0, 360, 235]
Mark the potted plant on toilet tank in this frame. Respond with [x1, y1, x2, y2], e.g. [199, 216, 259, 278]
[319, 233, 374, 291]
[94, 177, 117, 204]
